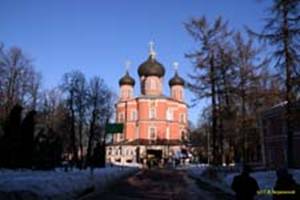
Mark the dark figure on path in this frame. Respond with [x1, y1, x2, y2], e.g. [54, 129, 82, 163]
[231, 165, 259, 200]
[273, 168, 298, 200]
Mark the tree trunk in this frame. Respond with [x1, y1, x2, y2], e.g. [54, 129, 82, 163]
[86, 110, 96, 168]
[210, 56, 218, 165]
[70, 91, 78, 165]
[217, 94, 224, 165]
[78, 120, 83, 169]
[282, 4, 293, 168]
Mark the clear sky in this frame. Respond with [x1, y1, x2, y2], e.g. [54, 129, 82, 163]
[0, 0, 271, 125]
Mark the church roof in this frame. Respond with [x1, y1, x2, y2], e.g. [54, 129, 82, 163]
[169, 71, 185, 87]
[138, 55, 165, 77]
[119, 71, 135, 86]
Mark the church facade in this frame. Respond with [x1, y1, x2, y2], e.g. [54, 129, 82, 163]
[106, 44, 189, 165]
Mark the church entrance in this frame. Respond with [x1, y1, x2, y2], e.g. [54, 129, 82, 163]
[146, 149, 162, 167]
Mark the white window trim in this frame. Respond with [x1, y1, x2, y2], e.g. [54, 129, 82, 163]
[166, 127, 170, 140]
[131, 110, 137, 121]
[150, 79, 154, 89]
[149, 107, 156, 119]
[127, 90, 131, 98]
[180, 113, 185, 123]
[178, 89, 182, 100]
[166, 109, 173, 121]
[119, 112, 124, 122]
[146, 79, 152, 90]
[148, 127, 157, 140]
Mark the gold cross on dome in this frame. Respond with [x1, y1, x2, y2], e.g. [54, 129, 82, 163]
[173, 62, 179, 71]
[125, 60, 131, 71]
[149, 41, 156, 58]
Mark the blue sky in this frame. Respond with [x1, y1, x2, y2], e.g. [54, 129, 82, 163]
[0, 0, 271, 125]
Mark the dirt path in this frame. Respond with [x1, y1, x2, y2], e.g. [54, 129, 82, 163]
[82, 169, 234, 200]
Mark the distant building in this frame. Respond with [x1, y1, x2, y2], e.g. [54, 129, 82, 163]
[261, 100, 300, 168]
[106, 43, 189, 165]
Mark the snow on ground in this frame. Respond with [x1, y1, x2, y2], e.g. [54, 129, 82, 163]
[185, 164, 208, 176]
[187, 165, 300, 190]
[0, 166, 138, 200]
[224, 169, 300, 200]
[111, 162, 143, 168]
[186, 165, 235, 195]
[187, 165, 300, 200]
[225, 169, 300, 190]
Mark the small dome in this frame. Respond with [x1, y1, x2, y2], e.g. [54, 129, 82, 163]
[169, 72, 185, 87]
[138, 55, 165, 77]
[119, 71, 135, 86]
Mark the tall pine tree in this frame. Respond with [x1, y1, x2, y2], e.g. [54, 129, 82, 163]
[185, 16, 232, 164]
[250, 0, 300, 167]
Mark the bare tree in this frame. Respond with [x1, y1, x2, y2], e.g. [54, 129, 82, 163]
[231, 32, 271, 163]
[185, 16, 285, 165]
[60, 71, 81, 164]
[214, 42, 235, 163]
[26, 71, 42, 111]
[85, 76, 114, 168]
[0, 45, 41, 118]
[249, 0, 300, 167]
[39, 88, 64, 128]
[73, 72, 87, 166]
[185, 16, 232, 164]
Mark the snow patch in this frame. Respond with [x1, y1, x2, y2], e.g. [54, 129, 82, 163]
[187, 166, 300, 200]
[0, 167, 138, 200]
[225, 170, 300, 190]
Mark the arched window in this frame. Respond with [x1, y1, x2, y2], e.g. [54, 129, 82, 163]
[131, 110, 137, 121]
[127, 90, 131, 98]
[149, 127, 156, 140]
[150, 79, 154, 89]
[149, 107, 156, 119]
[166, 109, 173, 121]
[119, 113, 124, 122]
[146, 78, 155, 90]
[178, 89, 182, 100]
[180, 113, 185, 123]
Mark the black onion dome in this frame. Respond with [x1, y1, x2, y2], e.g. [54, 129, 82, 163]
[138, 56, 165, 77]
[119, 71, 135, 86]
[169, 72, 185, 87]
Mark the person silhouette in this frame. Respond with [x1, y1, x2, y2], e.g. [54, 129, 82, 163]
[231, 165, 259, 200]
[273, 168, 297, 200]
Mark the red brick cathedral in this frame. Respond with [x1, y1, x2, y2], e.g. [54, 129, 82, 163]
[107, 43, 188, 165]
